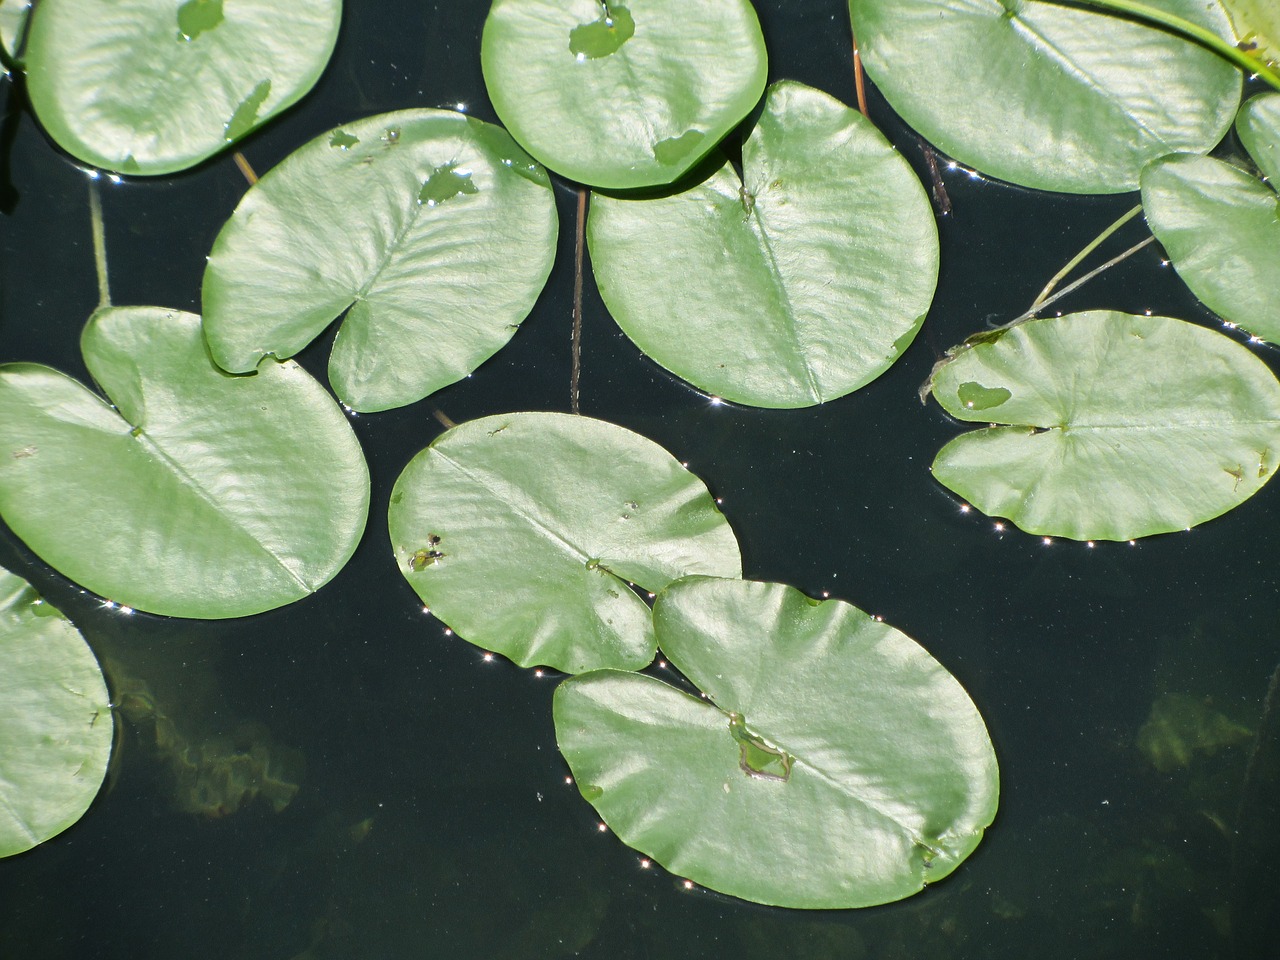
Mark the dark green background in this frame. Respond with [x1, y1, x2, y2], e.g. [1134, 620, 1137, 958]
[0, 1, 1276, 957]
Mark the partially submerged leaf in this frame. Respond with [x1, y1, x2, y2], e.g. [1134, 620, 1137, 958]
[847, 0, 1240, 193]
[1141, 151, 1280, 343]
[388, 413, 741, 673]
[0, 567, 112, 858]
[0, 307, 369, 618]
[203, 110, 558, 412]
[928, 311, 1280, 540]
[1136, 692, 1252, 773]
[554, 577, 998, 908]
[23, 0, 340, 175]
[481, 0, 767, 188]
[588, 81, 938, 407]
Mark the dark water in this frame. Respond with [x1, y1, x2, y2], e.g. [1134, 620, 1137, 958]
[2, 2, 1278, 958]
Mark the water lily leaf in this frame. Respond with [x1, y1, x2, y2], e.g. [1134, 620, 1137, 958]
[588, 81, 938, 408]
[0, 0, 30, 55]
[554, 577, 999, 908]
[847, 0, 1240, 193]
[480, 0, 767, 188]
[1141, 151, 1280, 343]
[1237, 91, 1280, 186]
[23, 0, 340, 175]
[1222, 0, 1280, 66]
[388, 413, 741, 673]
[0, 306, 369, 619]
[203, 110, 558, 413]
[0, 567, 112, 858]
[927, 311, 1280, 540]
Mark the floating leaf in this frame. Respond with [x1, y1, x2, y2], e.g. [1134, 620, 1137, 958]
[1222, 0, 1280, 66]
[554, 577, 998, 908]
[0, 567, 112, 858]
[1141, 151, 1280, 343]
[203, 110, 558, 412]
[23, 0, 340, 175]
[588, 81, 938, 407]
[928, 311, 1280, 540]
[0, 307, 369, 618]
[388, 413, 741, 674]
[480, 0, 767, 188]
[0, 0, 30, 55]
[1237, 91, 1280, 186]
[847, 0, 1240, 193]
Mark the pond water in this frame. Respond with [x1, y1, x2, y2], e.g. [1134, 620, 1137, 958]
[2, 1, 1278, 958]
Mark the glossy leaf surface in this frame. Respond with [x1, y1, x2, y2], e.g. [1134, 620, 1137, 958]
[24, 0, 340, 175]
[847, 0, 1240, 193]
[1237, 91, 1280, 186]
[481, 0, 767, 188]
[0, 0, 29, 54]
[0, 307, 369, 618]
[1223, 0, 1279, 65]
[928, 312, 1280, 540]
[554, 577, 999, 908]
[589, 81, 938, 407]
[388, 413, 741, 673]
[204, 110, 558, 412]
[1141, 150, 1280, 342]
[0, 568, 111, 858]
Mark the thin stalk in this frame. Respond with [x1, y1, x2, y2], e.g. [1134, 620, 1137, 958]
[850, 31, 869, 118]
[232, 151, 258, 186]
[88, 177, 111, 310]
[571, 186, 586, 415]
[1008, 235, 1155, 327]
[1051, 0, 1280, 91]
[1029, 203, 1142, 310]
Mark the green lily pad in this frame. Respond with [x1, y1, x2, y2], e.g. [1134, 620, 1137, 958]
[847, 0, 1240, 193]
[388, 413, 741, 674]
[0, 306, 369, 619]
[23, 0, 340, 175]
[927, 311, 1280, 541]
[203, 110, 558, 412]
[0, 567, 112, 858]
[1141, 151, 1280, 343]
[1223, 0, 1280, 66]
[480, 0, 767, 188]
[588, 81, 938, 408]
[0, 0, 30, 56]
[1237, 91, 1280, 186]
[554, 577, 999, 908]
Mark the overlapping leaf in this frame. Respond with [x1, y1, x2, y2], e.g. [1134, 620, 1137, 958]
[388, 413, 741, 673]
[24, 0, 340, 174]
[204, 110, 558, 412]
[481, 0, 767, 188]
[0, 568, 112, 858]
[848, 0, 1240, 193]
[0, 307, 369, 618]
[555, 577, 999, 908]
[589, 81, 938, 407]
[927, 311, 1280, 540]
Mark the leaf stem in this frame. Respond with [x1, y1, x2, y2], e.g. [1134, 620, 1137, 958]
[1048, 0, 1280, 91]
[850, 30, 869, 118]
[1029, 203, 1141, 310]
[88, 177, 111, 310]
[571, 186, 586, 415]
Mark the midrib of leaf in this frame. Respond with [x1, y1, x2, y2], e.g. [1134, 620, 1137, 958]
[131, 428, 313, 593]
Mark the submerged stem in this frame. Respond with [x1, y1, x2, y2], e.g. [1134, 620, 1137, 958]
[88, 177, 111, 310]
[1030, 203, 1142, 309]
[850, 31, 869, 118]
[1048, 0, 1280, 91]
[571, 186, 586, 415]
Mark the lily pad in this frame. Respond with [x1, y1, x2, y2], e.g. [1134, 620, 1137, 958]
[1237, 91, 1280, 186]
[927, 311, 1280, 540]
[23, 0, 340, 175]
[387, 413, 741, 674]
[0, 306, 369, 619]
[0, 0, 30, 56]
[0, 567, 112, 858]
[480, 0, 767, 188]
[588, 81, 938, 408]
[847, 0, 1240, 193]
[1223, 0, 1280, 66]
[1141, 151, 1280, 343]
[554, 577, 999, 908]
[203, 110, 558, 412]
